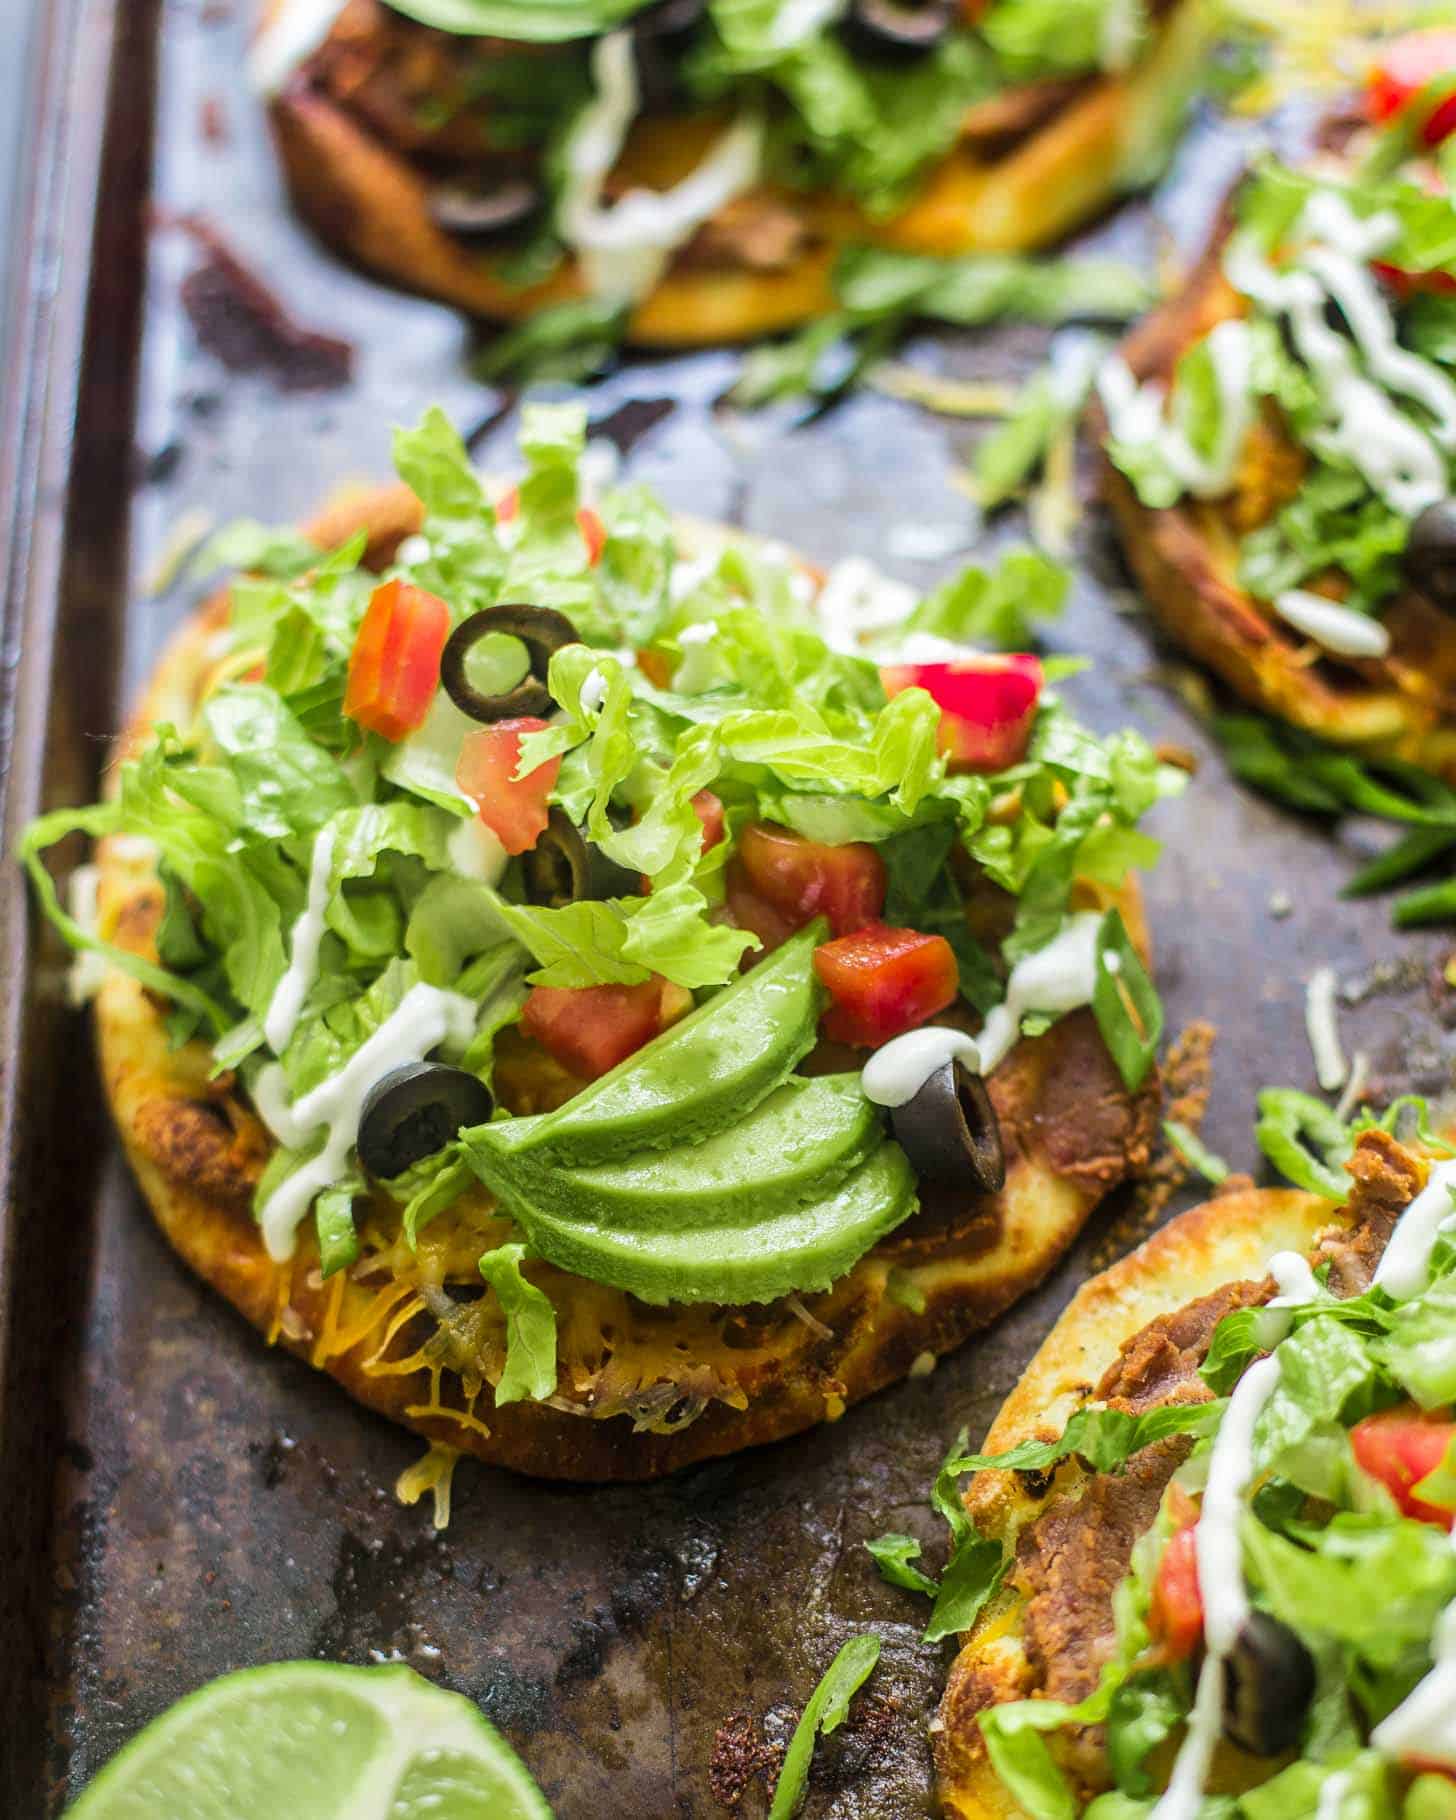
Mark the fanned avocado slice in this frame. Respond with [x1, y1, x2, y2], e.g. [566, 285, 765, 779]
[488, 922, 828, 1166]
[468, 1074, 882, 1229]
[491, 1141, 917, 1306]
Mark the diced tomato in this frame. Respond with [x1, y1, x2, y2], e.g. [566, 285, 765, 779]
[344, 579, 451, 743]
[456, 717, 562, 857]
[496, 487, 606, 566]
[1149, 1522, 1204, 1662]
[724, 862, 800, 955]
[880, 654, 1043, 773]
[1367, 30, 1456, 144]
[1370, 258, 1456, 298]
[1351, 1407, 1456, 1529]
[813, 924, 959, 1048]
[520, 976, 692, 1080]
[691, 790, 726, 854]
[735, 822, 887, 939]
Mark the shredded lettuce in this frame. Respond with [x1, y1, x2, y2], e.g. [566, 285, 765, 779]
[477, 1242, 559, 1403]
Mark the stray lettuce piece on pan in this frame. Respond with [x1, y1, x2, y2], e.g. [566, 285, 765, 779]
[476, 297, 631, 386]
[732, 248, 1151, 410]
[971, 334, 1104, 512]
[1254, 1087, 1354, 1200]
[1162, 1119, 1229, 1185]
[1212, 714, 1456, 926]
[864, 1428, 1010, 1644]
[863, 1532, 939, 1598]
[1092, 908, 1162, 1093]
[478, 1242, 559, 1405]
[767, 1634, 882, 1820]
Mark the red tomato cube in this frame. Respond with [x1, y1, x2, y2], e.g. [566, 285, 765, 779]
[735, 823, 886, 939]
[880, 654, 1043, 773]
[521, 976, 691, 1080]
[344, 579, 452, 743]
[456, 717, 562, 857]
[691, 789, 726, 853]
[1351, 1407, 1456, 1529]
[1367, 29, 1456, 143]
[1149, 1522, 1203, 1661]
[813, 925, 959, 1047]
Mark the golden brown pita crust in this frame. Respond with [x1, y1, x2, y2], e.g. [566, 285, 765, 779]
[260, 0, 1209, 344]
[932, 1135, 1426, 1816]
[93, 485, 1158, 1481]
[1092, 223, 1456, 782]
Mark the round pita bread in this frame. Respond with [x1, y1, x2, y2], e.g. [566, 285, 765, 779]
[1092, 223, 1456, 783]
[259, 0, 1210, 343]
[93, 484, 1158, 1481]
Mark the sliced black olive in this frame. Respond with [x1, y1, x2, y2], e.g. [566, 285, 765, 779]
[844, 0, 954, 57]
[440, 603, 580, 723]
[1221, 1611, 1315, 1757]
[357, 1062, 493, 1180]
[521, 807, 644, 907]
[1404, 499, 1456, 614]
[426, 175, 543, 242]
[631, 0, 708, 108]
[891, 1059, 1005, 1193]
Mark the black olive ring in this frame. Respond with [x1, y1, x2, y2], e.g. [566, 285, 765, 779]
[890, 1058, 1006, 1194]
[440, 603, 581, 724]
[357, 1062, 494, 1181]
[521, 807, 645, 908]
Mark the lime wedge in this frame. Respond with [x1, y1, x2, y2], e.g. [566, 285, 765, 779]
[66, 1662, 553, 1820]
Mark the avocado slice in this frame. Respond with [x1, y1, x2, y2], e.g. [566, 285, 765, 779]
[468, 1074, 882, 1230]
[491, 1140, 917, 1306]
[489, 922, 828, 1166]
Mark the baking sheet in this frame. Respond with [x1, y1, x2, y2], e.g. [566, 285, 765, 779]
[3, 4, 1454, 1816]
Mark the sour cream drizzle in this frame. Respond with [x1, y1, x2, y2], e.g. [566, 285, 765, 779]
[558, 33, 763, 303]
[862, 1028, 982, 1108]
[975, 912, 1104, 1076]
[264, 827, 336, 1056]
[249, 0, 342, 96]
[1224, 194, 1456, 519]
[1373, 1596, 1456, 1764]
[1273, 590, 1391, 659]
[254, 983, 478, 1260]
[1098, 318, 1258, 500]
[1374, 1156, 1456, 1299]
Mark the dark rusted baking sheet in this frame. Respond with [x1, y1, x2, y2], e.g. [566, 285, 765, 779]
[2, 7, 1454, 1819]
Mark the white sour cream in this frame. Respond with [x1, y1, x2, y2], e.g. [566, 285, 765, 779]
[1225, 196, 1456, 518]
[975, 912, 1104, 1077]
[1373, 1597, 1456, 1765]
[1273, 590, 1392, 659]
[1151, 1352, 1284, 1820]
[770, 0, 846, 47]
[254, 982, 478, 1260]
[862, 1028, 983, 1108]
[249, 0, 341, 96]
[446, 815, 508, 886]
[558, 33, 763, 303]
[1303, 964, 1348, 1093]
[1098, 318, 1258, 500]
[1374, 1157, 1456, 1300]
[815, 556, 919, 655]
[263, 826, 336, 1057]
